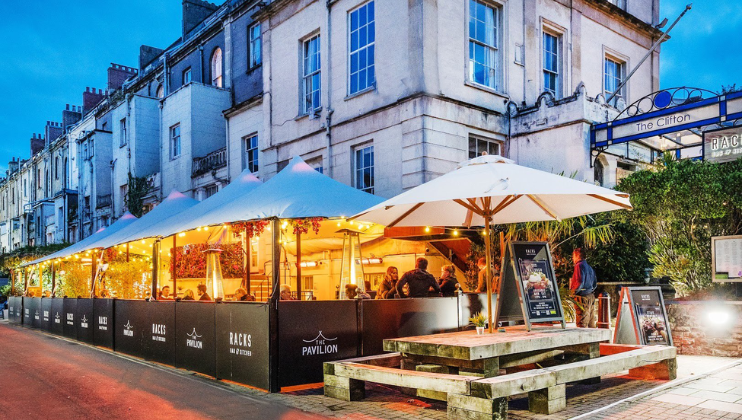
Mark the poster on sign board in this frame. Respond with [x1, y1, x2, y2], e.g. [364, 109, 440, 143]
[712, 235, 742, 282]
[496, 241, 565, 330]
[614, 286, 673, 346]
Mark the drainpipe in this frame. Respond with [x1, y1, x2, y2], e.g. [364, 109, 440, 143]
[325, 0, 334, 178]
[110, 159, 117, 217]
[199, 45, 205, 84]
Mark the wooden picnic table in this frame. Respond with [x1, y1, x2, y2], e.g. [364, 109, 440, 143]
[383, 326, 612, 377]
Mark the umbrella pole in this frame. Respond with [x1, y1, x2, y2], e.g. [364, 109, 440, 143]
[485, 214, 493, 333]
[296, 232, 302, 301]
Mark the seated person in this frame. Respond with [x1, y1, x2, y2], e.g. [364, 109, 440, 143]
[158, 285, 173, 300]
[233, 287, 254, 302]
[376, 266, 399, 299]
[345, 284, 371, 299]
[438, 265, 460, 297]
[182, 289, 195, 300]
[280, 284, 296, 300]
[197, 284, 212, 301]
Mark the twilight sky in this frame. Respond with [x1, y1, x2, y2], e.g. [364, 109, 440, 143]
[0, 0, 740, 173]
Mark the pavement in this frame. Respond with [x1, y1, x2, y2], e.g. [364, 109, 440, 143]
[1, 320, 740, 420]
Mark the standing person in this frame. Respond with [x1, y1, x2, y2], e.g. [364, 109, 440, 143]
[197, 284, 212, 301]
[439, 265, 459, 297]
[571, 248, 597, 328]
[395, 257, 441, 298]
[476, 258, 500, 294]
[376, 266, 399, 299]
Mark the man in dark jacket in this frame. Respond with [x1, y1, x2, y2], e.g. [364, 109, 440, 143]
[571, 248, 597, 328]
[197, 284, 212, 301]
[396, 257, 441, 298]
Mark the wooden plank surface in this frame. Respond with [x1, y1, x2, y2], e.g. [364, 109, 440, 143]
[332, 362, 478, 394]
[383, 326, 611, 360]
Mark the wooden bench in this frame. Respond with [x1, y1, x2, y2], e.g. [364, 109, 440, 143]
[324, 344, 676, 420]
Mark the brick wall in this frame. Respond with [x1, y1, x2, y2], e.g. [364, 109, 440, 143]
[667, 302, 742, 357]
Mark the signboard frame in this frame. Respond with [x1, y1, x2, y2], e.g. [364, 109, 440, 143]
[711, 235, 742, 283]
[703, 127, 742, 164]
[613, 286, 673, 346]
[496, 241, 565, 331]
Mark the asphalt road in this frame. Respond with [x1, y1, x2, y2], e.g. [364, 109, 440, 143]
[0, 322, 325, 420]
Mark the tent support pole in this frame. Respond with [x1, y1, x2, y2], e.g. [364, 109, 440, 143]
[90, 253, 97, 298]
[172, 236, 177, 297]
[152, 240, 160, 300]
[271, 218, 281, 301]
[51, 262, 56, 296]
[296, 232, 302, 300]
[485, 213, 493, 334]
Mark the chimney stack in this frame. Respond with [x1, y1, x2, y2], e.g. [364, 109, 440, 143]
[82, 87, 106, 115]
[31, 133, 45, 156]
[108, 62, 138, 92]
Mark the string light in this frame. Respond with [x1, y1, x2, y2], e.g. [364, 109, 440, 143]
[178, 232, 185, 237]
[197, 227, 202, 232]
[425, 226, 430, 233]
[204, 226, 209, 231]
[453, 229, 459, 236]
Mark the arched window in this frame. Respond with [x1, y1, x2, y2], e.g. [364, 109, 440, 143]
[594, 158, 605, 186]
[211, 47, 223, 88]
[156, 84, 164, 98]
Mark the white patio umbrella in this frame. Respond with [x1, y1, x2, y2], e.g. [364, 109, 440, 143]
[353, 154, 632, 332]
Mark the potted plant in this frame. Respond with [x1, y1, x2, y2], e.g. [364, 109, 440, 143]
[470, 312, 487, 335]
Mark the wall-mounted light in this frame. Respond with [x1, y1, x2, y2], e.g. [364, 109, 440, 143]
[299, 261, 319, 268]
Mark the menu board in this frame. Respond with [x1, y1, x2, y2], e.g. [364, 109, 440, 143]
[630, 289, 671, 346]
[497, 241, 564, 330]
[712, 236, 742, 282]
[614, 286, 673, 347]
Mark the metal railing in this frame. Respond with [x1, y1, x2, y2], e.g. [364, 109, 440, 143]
[192, 147, 227, 177]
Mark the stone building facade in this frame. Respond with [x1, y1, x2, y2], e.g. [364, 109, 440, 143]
[0, 0, 664, 252]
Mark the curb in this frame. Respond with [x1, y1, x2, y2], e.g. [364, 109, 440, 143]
[570, 358, 742, 419]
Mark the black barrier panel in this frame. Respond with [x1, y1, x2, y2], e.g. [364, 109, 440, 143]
[51, 298, 64, 335]
[114, 300, 147, 359]
[459, 293, 498, 330]
[22, 297, 33, 326]
[41, 298, 53, 331]
[30, 298, 42, 328]
[176, 302, 216, 377]
[278, 300, 359, 387]
[63, 298, 78, 339]
[361, 297, 459, 356]
[8, 296, 21, 324]
[143, 301, 176, 365]
[215, 303, 270, 390]
[76, 299, 95, 343]
[94, 299, 115, 349]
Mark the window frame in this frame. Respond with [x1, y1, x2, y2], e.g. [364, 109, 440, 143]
[170, 124, 182, 159]
[541, 29, 561, 98]
[243, 133, 259, 174]
[354, 144, 375, 194]
[468, 134, 502, 159]
[119, 118, 127, 147]
[301, 34, 322, 115]
[248, 23, 262, 69]
[347, 1, 376, 96]
[603, 52, 627, 102]
[211, 47, 223, 88]
[467, 0, 502, 91]
[183, 67, 192, 85]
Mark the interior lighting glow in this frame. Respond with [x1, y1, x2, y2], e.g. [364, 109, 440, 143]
[179, 232, 186, 237]
[425, 226, 430, 233]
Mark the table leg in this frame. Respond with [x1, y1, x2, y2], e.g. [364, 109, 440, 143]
[528, 384, 566, 414]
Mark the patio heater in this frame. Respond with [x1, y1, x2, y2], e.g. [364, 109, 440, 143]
[204, 249, 225, 300]
[338, 229, 366, 299]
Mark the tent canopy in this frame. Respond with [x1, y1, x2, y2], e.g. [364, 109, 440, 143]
[24, 212, 139, 266]
[83, 190, 199, 250]
[151, 169, 262, 239]
[161, 156, 383, 236]
[354, 155, 632, 227]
